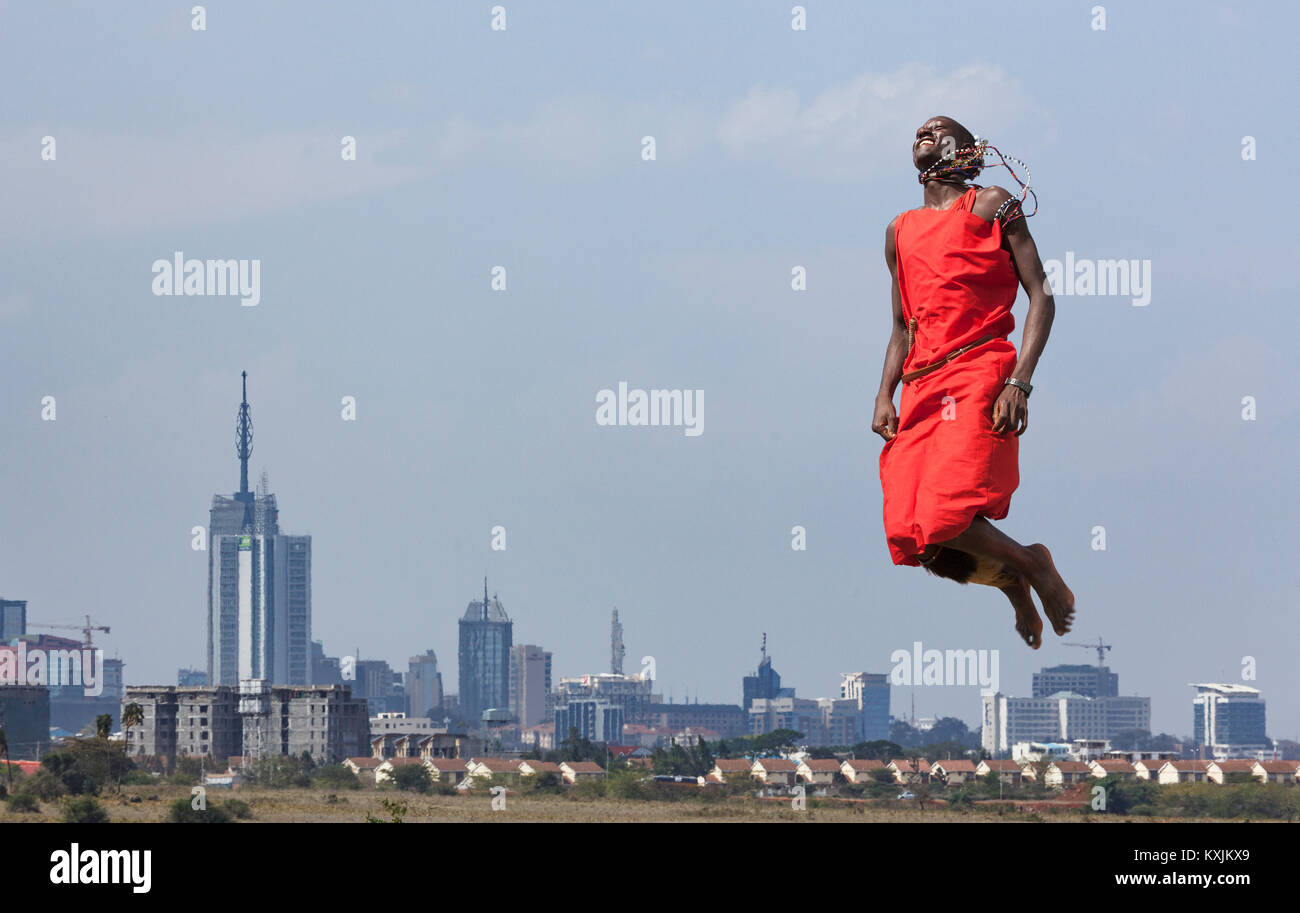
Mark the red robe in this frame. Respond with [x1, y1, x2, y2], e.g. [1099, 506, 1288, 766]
[880, 186, 1021, 566]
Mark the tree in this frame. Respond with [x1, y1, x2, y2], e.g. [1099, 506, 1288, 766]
[118, 703, 144, 793]
[94, 714, 113, 740]
[853, 740, 903, 762]
[388, 763, 433, 794]
[695, 738, 715, 774]
[753, 729, 803, 755]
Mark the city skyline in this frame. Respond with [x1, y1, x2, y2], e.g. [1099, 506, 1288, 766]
[2, 3, 1296, 741]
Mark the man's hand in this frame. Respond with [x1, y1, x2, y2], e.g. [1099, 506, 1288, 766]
[872, 394, 898, 441]
[991, 385, 1028, 435]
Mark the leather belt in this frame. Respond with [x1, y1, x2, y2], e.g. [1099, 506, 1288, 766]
[900, 334, 996, 384]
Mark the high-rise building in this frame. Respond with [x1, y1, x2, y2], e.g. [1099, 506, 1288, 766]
[742, 634, 792, 711]
[353, 659, 404, 716]
[457, 580, 512, 724]
[555, 699, 624, 744]
[839, 672, 891, 742]
[610, 609, 625, 675]
[508, 644, 551, 728]
[0, 599, 27, 641]
[1191, 683, 1267, 759]
[123, 683, 369, 766]
[1032, 663, 1118, 698]
[0, 685, 49, 759]
[409, 649, 444, 719]
[558, 673, 654, 723]
[981, 691, 1151, 755]
[642, 702, 746, 738]
[310, 641, 342, 685]
[206, 373, 312, 686]
[178, 668, 208, 687]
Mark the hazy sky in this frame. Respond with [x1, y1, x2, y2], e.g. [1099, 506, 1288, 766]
[2, 2, 1297, 739]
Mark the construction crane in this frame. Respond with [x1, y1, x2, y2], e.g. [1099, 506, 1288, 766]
[1064, 636, 1111, 668]
[28, 614, 110, 649]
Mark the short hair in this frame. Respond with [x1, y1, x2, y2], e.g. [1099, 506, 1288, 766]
[938, 117, 976, 151]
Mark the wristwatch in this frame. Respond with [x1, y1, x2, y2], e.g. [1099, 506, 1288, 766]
[1003, 378, 1032, 397]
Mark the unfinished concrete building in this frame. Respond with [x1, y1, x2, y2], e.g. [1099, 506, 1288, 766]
[125, 682, 369, 767]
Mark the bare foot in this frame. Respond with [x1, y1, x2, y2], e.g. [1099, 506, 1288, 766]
[1026, 543, 1075, 636]
[1000, 572, 1042, 649]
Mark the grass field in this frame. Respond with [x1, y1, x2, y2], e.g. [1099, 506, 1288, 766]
[0, 783, 1230, 823]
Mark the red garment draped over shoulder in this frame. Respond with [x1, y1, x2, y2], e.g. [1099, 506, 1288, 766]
[880, 186, 1021, 566]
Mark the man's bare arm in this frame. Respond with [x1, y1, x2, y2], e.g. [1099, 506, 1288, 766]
[879, 219, 908, 397]
[872, 218, 907, 440]
[974, 187, 1055, 435]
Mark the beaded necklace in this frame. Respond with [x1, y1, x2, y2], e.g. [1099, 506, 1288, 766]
[917, 139, 1038, 226]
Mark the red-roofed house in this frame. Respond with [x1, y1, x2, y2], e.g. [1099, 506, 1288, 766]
[796, 758, 841, 785]
[839, 759, 886, 783]
[1044, 761, 1093, 788]
[1156, 760, 1211, 784]
[1207, 759, 1261, 784]
[344, 756, 382, 782]
[467, 758, 523, 781]
[887, 759, 931, 784]
[1254, 760, 1300, 784]
[559, 761, 605, 783]
[975, 759, 1025, 784]
[751, 758, 798, 786]
[517, 760, 562, 778]
[1132, 760, 1161, 781]
[426, 758, 469, 785]
[1089, 759, 1136, 780]
[709, 759, 755, 783]
[930, 759, 978, 784]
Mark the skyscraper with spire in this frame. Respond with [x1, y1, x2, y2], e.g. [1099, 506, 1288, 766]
[457, 578, 513, 724]
[206, 372, 312, 685]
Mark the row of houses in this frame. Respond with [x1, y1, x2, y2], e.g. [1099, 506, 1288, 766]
[344, 756, 606, 787]
[705, 757, 1300, 789]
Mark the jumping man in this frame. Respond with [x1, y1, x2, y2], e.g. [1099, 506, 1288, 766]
[873, 116, 1075, 649]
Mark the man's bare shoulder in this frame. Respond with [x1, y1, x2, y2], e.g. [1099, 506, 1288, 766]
[973, 185, 1015, 221]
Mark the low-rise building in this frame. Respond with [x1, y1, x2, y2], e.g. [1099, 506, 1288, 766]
[930, 759, 978, 784]
[344, 756, 382, 782]
[840, 759, 886, 783]
[1044, 760, 1092, 788]
[1254, 760, 1300, 784]
[751, 758, 797, 786]
[796, 758, 841, 785]
[1207, 759, 1261, 784]
[887, 758, 931, 784]
[709, 759, 754, 783]
[1132, 760, 1162, 780]
[975, 759, 1025, 784]
[426, 758, 469, 785]
[560, 761, 606, 784]
[1088, 759, 1136, 780]
[1156, 760, 1211, 784]
[518, 760, 562, 778]
[467, 757, 523, 782]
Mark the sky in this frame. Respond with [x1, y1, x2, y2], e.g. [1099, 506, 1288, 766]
[2, 1, 1297, 740]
